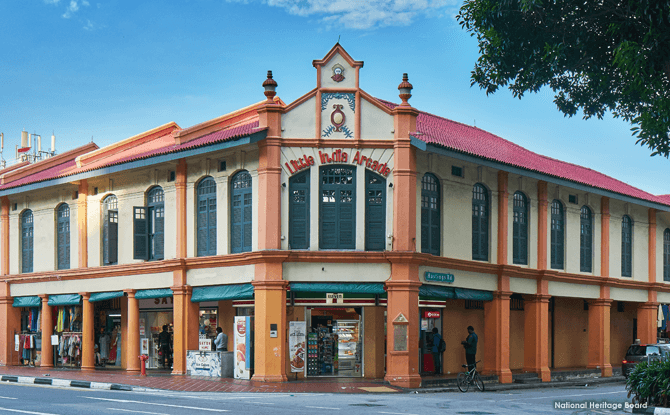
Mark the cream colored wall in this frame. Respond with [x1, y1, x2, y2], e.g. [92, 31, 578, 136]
[10, 271, 174, 296]
[320, 53, 356, 90]
[359, 98, 393, 139]
[548, 281, 599, 299]
[657, 214, 670, 283]
[610, 287, 648, 302]
[186, 265, 254, 286]
[509, 277, 537, 295]
[608, 200, 650, 281]
[282, 96, 316, 139]
[279, 146, 394, 251]
[33, 208, 55, 272]
[284, 262, 391, 282]
[658, 292, 670, 303]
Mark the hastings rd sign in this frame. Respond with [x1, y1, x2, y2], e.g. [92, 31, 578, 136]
[284, 148, 392, 177]
[424, 271, 455, 283]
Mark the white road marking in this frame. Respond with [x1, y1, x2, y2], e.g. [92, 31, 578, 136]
[305, 406, 340, 410]
[500, 390, 627, 402]
[107, 409, 169, 415]
[247, 402, 274, 405]
[81, 397, 228, 412]
[379, 412, 419, 415]
[0, 408, 58, 415]
[0, 398, 17, 400]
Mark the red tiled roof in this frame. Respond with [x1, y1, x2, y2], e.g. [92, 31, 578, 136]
[377, 99, 669, 207]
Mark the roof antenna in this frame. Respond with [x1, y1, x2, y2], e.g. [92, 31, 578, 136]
[337, 35, 340, 44]
[474, 119, 476, 127]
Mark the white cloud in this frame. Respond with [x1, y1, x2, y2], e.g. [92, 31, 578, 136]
[227, 0, 457, 29]
[83, 19, 94, 30]
[61, 0, 90, 18]
[43, 0, 60, 4]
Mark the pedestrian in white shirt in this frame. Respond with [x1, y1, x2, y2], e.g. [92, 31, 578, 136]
[214, 327, 227, 351]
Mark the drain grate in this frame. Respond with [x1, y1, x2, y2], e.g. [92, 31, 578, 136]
[350, 404, 387, 407]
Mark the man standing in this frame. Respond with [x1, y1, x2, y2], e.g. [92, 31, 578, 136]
[214, 327, 228, 351]
[431, 327, 443, 375]
[158, 325, 172, 369]
[462, 326, 478, 369]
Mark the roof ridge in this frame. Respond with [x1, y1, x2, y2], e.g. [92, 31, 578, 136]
[2, 142, 98, 185]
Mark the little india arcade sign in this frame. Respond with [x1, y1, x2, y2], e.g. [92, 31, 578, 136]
[285, 149, 392, 177]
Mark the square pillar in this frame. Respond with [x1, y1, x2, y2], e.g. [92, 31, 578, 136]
[384, 262, 421, 389]
[523, 294, 550, 381]
[217, 300, 235, 352]
[587, 299, 612, 377]
[483, 291, 513, 383]
[40, 295, 53, 368]
[252, 262, 288, 382]
[171, 284, 198, 375]
[364, 306, 385, 379]
[80, 292, 95, 371]
[0, 282, 20, 366]
[637, 302, 659, 345]
[125, 290, 140, 373]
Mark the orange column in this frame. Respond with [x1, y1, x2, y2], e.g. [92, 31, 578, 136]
[171, 280, 198, 375]
[587, 295, 612, 377]
[637, 303, 658, 345]
[0, 282, 20, 366]
[120, 295, 128, 368]
[40, 295, 53, 368]
[497, 171, 509, 265]
[523, 293, 551, 381]
[483, 275, 513, 383]
[80, 292, 95, 371]
[537, 181, 548, 270]
[601, 197, 610, 277]
[1, 197, 9, 275]
[125, 290, 140, 373]
[176, 159, 187, 259]
[78, 180, 88, 268]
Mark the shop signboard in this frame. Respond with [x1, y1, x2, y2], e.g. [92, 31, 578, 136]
[234, 316, 251, 379]
[326, 293, 344, 304]
[139, 318, 145, 336]
[51, 335, 59, 345]
[14, 335, 19, 352]
[141, 338, 149, 355]
[424, 272, 455, 283]
[194, 352, 212, 370]
[289, 321, 306, 373]
[423, 310, 440, 319]
[199, 335, 212, 351]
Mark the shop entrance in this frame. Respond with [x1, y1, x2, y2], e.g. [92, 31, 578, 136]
[305, 307, 363, 377]
[93, 298, 122, 368]
[419, 309, 443, 374]
[139, 297, 173, 370]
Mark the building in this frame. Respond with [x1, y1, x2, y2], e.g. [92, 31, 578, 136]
[1, 44, 669, 388]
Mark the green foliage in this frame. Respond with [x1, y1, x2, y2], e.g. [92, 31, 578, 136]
[457, 0, 670, 157]
[626, 359, 670, 407]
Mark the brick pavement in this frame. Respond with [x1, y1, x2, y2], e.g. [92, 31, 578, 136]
[0, 365, 403, 393]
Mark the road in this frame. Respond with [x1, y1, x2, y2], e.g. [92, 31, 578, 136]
[0, 381, 640, 414]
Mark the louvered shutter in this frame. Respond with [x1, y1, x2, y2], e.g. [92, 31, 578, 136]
[319, 167, 355, 249]
[289, 171, 310, 250]
[421, 197, 430, 252]
[320, 189, 337, 249]
[21, 211, 33, 273]
[197, 198, 208, 256]
[231, 172, 252, 254]
[108, 211, 118, 264]
[243, 192, 252, 252]
[365, 171, 385, 251]
[153, 206, 164, 260]
[133, 207, 148, 260]
[231, 193, 242, 253]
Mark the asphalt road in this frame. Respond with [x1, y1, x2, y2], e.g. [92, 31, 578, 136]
[0, 381, 637, 414]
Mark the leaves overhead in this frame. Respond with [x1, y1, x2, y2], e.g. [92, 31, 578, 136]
[457, 0, 670, 157]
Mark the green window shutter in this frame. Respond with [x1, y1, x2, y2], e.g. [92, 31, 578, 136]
[231, 171, 252, 253]
[319, 166, 355, 249]
[108, 211, 118, 264]
[133, 206, 148, 260]
[57, 204, 70, 270]
[512, 192, 528, 265]
[420, 173, 440, 255]
[551, 200, 564, 269]
[147, 187, 164, 260]
[621, 215, 632, 277]
[580, 206, 592, 272]
[472, 184, 488, 261]
[365, 170, 385, 251]
[197, 177, 217, 256]
[289, 170, 310, 249]
[21, 210, 33, 273]
[664, 229, 670, 282]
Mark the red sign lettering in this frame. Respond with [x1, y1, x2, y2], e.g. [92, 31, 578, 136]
[423, 310, 440, 319]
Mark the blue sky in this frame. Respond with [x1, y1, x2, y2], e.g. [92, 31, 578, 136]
[1, 0, 667, 195]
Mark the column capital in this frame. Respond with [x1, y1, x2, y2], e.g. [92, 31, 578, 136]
[170, 285, 193, 296]
[589, 298, 613, 307]
[254, 280, 289, 291]
[39, 294, 49, 302]
[492, 290, 513, 300]
[525, 294, 551, 303]
[384, 280, 422, 291]
[124, 289, 137, 299]
[638, 302, 659, 311]
[79, 292, 91, 300]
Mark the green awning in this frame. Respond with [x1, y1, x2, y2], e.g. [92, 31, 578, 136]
[454, 287, 493, 301]
[191, 284, 254, 302]
[136, 288, 173, 300]
[289, 283, 385, 295]
[89, 291, 124, 303]
[419, 285, 456, 299]
[48, 294, 82, 306]
[13, 296, 40, 308]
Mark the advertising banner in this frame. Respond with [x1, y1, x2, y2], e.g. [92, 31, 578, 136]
[234, 316, 251, 379]
[199, 335, 212, 351]
[289, 321, 306, 373]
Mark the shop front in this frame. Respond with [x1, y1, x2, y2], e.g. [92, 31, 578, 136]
[48, 294, 83, 368]
[419, 308, 443, 374]
[13, 296, 43, 367]
[137, 289, 174, 370]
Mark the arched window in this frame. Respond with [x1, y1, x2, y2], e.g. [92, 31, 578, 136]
[366, 170, 386, 251]
[56, 204, 70, 270]
[102, 195, 118, 265]
[289, 170, 310, 249]
[421, 173, 440, 256]
[472, 184, 489, 261]
[580, 206, 593, 273]
[197, 177, 217, 257]
[21, 210, 33, 273]
[550, 200, 564, 269]
[512, 192, 528, 265]
[231, 171, 252, 253]
[664, 229, 670, 282]
[621, 215, 633, 277]
[320, 166, 355, 249]
[133, 186, 164, 261]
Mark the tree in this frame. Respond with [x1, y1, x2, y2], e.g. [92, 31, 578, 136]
[457, 0, 670, 157]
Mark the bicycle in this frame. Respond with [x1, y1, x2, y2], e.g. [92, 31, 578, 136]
[457, 360, 485, 392]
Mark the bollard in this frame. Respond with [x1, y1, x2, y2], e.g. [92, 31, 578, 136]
[139, 354, 149, 376]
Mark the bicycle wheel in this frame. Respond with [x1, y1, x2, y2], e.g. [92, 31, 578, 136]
[474, 372, 485, 392]
[457, 372, 469, 393]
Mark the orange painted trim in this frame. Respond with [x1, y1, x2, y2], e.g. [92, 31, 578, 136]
[1, 197, 8, 276]
[497, 171, 509, 265]
[537, 181, 548, 270]
[649, 209, 657, 285]
[78, 180, 88, 269]
[175, 159, 187, 259]
[312, 44, 364, 69]
[315, 90, 322, 140]
[283, 88, 317, 112]
[601, 197, 610, 277]
[280, 139, 395, 149]
[355, 66, 360, 89]
[355, 91, 361, 139]
[257, 136, 282, 250]
[6, 143, 99, 184]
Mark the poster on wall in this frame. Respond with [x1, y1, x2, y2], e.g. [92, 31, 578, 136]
[289, 321, 306, 373]
[234, 316, 251, 379]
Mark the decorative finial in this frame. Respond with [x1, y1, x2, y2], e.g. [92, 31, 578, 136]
[262, 70, 278, 103]
[397, 73, 413, 106]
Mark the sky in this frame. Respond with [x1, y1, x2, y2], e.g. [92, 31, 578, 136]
[1, 0, 668, 196]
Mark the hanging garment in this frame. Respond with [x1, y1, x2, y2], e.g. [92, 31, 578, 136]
[34, 309, 40, 332]
[99, 334, 109, 359]
[56, 308, 63, 333]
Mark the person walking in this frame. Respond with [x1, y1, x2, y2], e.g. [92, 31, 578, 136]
[431, 327, 443, 375]
[461, 325, 478, 370]
[214, 327, 227, 351]
[158, 325, 171, 369]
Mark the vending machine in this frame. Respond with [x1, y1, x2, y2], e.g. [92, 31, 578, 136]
[233, 316, 254, 379]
